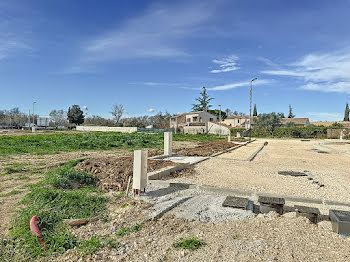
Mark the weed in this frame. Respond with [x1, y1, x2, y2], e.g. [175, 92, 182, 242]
[0, 190, 22, 197]
[113, 191, 126, 199]
[17, 175, 30, 180]
[120, 203, 128, 208]
[116, 223, 144, 237]
[0, 132, 223, 156]
[78, 236, 104, 256]
[2, 163, 30, 174]
[232, 234, 239, 240]
[10, 161, 107, 259]
[173, 237, 205, 251]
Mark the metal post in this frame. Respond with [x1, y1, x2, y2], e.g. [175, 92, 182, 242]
[219, 104, 222, 137]
[32, 102, 36, 126]
[249, 78, 257, 141]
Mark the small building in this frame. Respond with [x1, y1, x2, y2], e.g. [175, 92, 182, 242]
[169, 111, 218, 129]
[281, 118, 310, 127]
[223, 115, 257, 129]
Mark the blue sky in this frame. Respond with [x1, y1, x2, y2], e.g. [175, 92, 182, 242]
[1, 0, 350, 121]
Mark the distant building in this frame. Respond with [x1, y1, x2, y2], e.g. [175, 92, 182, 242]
[169, 111, 218, 129]
[281, 118, 310, 127]
[223, 115, 257, 129]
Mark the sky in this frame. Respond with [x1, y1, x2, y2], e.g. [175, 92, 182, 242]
[1, 0, 350, 121]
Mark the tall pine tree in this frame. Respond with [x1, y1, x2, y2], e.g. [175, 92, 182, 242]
[253, 104, 258, 116]
[344, 103, 349, 121]
[288, 104, 295, 118]
[192, 86, 214, 112]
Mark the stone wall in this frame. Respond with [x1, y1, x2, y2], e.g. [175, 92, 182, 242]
[76, 126, 137, 133]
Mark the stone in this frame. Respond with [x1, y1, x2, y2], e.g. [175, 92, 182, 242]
[222, 196, 250, 210]
[329, 210, 350, 236]
[278, 171, 307, 177]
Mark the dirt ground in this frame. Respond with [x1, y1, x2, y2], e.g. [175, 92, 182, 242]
[171, 138, 350, 203]
[76, 157, 180, 191]
[175, 141, 238, 156]
[51, 196, 350, 262]
[0, 140, 195, 238]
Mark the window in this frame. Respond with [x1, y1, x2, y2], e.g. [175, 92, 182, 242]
[209, 118, 213, 121]
[238, 119, 240, 123]
[187, 118, 191, 122]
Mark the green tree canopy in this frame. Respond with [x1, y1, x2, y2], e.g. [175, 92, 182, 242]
[344, 103, 349, 121]
[288, 104, 295, 118]
[192, 86, 214, 112]
[253, 104, 257, 116]
[255, 112, 284, 135]
[67, 105, 84, 125]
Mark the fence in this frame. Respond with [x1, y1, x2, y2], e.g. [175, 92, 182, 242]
[137, 128, 175, 133]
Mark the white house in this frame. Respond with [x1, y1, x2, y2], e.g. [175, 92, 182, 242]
[169, 111, 218, 129]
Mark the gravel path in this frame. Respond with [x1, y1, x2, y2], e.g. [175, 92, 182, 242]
[170, 138, 350, 203]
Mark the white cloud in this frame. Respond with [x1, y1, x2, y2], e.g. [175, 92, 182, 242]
[261, 49, 350, 93]
[256, 56, 278, 67]
[209, 79, 272, 91]
[210, 55, 239, 73]
[79, 2, 214, 65]
[146, 108, 155, 113]
[306, 112, 343, 121]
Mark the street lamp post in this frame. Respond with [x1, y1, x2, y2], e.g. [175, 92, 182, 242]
[249, 78, 257, 141]
[218, 104, 222, 137]
[32, 102, 36, 127]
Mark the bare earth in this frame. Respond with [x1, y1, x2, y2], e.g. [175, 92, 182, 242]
[172, 138, 350, 203]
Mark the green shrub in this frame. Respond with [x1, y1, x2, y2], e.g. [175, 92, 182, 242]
[173, 237, 205, 251]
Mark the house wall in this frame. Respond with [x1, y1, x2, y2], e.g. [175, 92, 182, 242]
[76, 126, 137, 133]
[223, 117, 250, 128]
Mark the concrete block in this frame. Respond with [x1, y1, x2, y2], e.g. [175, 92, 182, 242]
[260, 204, 283, 215]
[295, 205, 320, 223]
[32, 126, 36, 133]
[164, 132, 172, 156]
[329, 210, 350, 236]
[236, 132, 241, 138]
[258, 196, 285, 205]
[132, 150, 148, 192]
[227, 133, 231, 142]
[222, 196, 249, 210]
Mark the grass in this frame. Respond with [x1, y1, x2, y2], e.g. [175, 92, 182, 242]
[0, 132, 224, 156]
[2, 162, 30, 175]
[10, 160, 108, 259]
[78, 236, 120, 256]
[116, 223, 144, 237]
[173, 237, 205, 251]
[0, 190, 22, 197]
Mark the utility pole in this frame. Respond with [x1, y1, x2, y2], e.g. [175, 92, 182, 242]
[32, 102, 36, 126]
[249, 78, 257, 141]
[218, 104, 222, 137]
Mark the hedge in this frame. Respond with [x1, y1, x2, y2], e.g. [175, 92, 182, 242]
[231, 126, 328, 139]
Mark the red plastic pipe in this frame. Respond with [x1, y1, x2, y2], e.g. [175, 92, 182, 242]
[30, 215, 47, 251]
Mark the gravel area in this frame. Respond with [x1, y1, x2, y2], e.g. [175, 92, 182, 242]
[170, 138, 350, 203]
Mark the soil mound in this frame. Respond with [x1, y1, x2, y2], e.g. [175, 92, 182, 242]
[76, 157, 179, 191]
[175, 141, 238, 156]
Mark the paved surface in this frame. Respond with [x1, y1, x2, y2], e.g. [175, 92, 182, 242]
[169, 139, 350, 204]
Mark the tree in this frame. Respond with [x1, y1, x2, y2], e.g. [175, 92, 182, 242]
[67, 105, 84, 125]
[208, 109, 227, 120]
[288, 104, 295, 118]
[255, 112, 284, 135]
[344, 103, 349, 121]
[49, 109, 67, 126]
[253, 104, 258, 116]
[225, 108, 232, 116]
[85, 115, 115, 126]
[111, 104, 125, 123]
[192, 86, 214, 112]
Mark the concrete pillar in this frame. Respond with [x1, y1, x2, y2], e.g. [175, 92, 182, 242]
[164, 132, 172, 156]
[32, 126, 36, 133]
[236, 132, 241, 138]
[340, 130, 344, 141]
[228, 133, 231, 142]
[132, 150, 148, 195]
